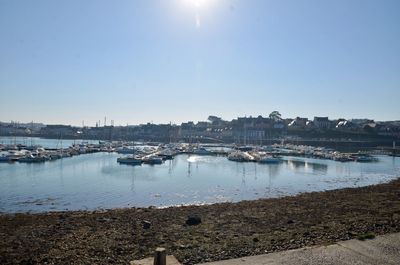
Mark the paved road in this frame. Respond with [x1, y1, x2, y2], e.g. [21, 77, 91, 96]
[199, 233, 400, 265]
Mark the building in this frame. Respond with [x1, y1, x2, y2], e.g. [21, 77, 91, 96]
[288, 117, 308, 129]
[40, 125, 77, 137]
[313, 117, 331, 130]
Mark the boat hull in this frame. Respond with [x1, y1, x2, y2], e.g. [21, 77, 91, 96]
[117, 158, 142, 165]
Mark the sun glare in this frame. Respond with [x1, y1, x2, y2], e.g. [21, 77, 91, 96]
[184, 0, 210, 9]
[182, 0, 214, 28]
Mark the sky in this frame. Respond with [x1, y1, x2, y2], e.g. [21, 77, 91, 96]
[0, 0, 399, 126]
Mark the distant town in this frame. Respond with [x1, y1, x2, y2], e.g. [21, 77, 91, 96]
[1, 112, 399, 148]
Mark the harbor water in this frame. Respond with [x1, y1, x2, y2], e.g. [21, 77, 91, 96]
[0, 137, 399, 213]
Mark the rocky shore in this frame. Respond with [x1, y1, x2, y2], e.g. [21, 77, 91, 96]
[1, 179, 400, 265]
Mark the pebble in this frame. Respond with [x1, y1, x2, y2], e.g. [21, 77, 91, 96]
[186, 215, 202, 226]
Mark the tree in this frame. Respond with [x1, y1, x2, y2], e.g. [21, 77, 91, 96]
[269, 111, 282, 122]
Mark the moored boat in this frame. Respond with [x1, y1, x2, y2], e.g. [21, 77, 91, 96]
[142, 155, 163, 165]
[192, 147, 212, 155]
[0, 155, 12, 162]
[355, 155, 378, 162]
[258, 155, 282, 164]
[19, 155, 46, 163]
[117, 156, 142, 165]
[227, 151, 255, 162]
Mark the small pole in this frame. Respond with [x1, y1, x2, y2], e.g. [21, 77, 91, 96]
[153, 247, 166, 265]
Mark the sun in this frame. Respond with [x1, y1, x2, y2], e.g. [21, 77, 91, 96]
[184, 0, 210, 9]
[181, 0, 215, 28]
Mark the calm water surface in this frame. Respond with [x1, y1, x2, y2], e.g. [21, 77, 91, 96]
[0, 138, 399, 213]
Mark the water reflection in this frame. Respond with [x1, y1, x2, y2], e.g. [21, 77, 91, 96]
[241, 165, 246, 186]
[187, 159, 192, 178]
[59, 159, 64, 188]
[285, 158, 328, 175]
[0, 152, 399, 213]
[268, 164, 281, 178]
[130, 174, 136, 194]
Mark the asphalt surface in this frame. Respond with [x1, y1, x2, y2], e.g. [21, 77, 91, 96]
[199, 232, 400, 265]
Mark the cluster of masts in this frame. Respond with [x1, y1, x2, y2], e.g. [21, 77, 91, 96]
[274, 144, 379, 162]
[0, 142, 114, 163]
[0, 141, 379, 164]
[115, 143, 379, 166]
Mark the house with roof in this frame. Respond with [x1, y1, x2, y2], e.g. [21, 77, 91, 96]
[313, 117, 332, 130]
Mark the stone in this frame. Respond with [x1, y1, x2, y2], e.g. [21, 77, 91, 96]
[186, 215, 201, 226]
[392, 213, 400, 220]
[142, 220, 151, 229]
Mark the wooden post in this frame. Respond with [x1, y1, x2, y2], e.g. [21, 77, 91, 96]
[153, 247, 166, 265]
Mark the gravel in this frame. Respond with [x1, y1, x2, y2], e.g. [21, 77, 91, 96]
[1, 179, 400, 264]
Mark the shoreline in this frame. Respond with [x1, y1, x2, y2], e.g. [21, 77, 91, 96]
[0, 177, 398, 215]
[1, 179, 400, 264]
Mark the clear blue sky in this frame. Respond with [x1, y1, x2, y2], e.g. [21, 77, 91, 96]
[0, 0, 399, 126]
